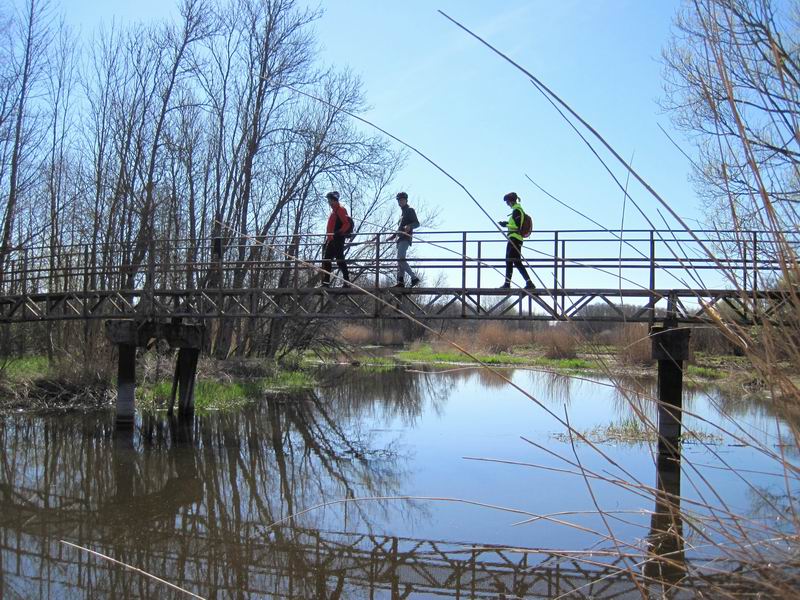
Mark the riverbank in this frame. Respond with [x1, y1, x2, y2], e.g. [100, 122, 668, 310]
[0, 355, 316, 414]
[335, 342, 758, 386]
[0, 342, 767, 415]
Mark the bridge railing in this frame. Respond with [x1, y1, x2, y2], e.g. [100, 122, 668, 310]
[0, 228, 795, 298]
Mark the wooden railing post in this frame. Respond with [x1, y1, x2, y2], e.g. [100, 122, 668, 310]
[22, 250, 28, 298]
[561, 238, 567, 314]
[741, 235, 748, 293]
[752, 230, 758, 294]
[461, 232, 467, 317]
[374, 236, 381, 317]
[649, 230, 656, 324]
[476, 240, 482, 314]
[147, 237, 156, 318]
[212, 236, 223, 316]
[553, 231, 559, 314]
[375, 236, 381, 289]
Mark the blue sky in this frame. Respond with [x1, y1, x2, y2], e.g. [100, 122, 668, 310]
[310, 1, 699, 234]
[59, 0, 698, 229]
[57, 0, 704, 288]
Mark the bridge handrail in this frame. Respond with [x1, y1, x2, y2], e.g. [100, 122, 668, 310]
[2, 228, 796, 306]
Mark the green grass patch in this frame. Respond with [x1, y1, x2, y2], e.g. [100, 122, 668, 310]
[1, 356, 51, 381]
[262, 370, 316, 391]
[553, 417, 723, 445]
[396, 347, 528, 365]
[687, 365, 724, 379]
[532, 357, 598, 370]
[396, 346, 598, 370]
[140, 379, 261, 412]
[356, 357, 399, 372]
[139, 368, 315, 413]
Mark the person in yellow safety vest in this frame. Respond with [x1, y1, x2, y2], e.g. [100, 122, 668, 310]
[497, 192, 534, 289]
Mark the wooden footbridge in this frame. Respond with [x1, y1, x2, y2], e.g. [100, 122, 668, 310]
[1, 228, 793, 424]
[0, 228, 791, 325]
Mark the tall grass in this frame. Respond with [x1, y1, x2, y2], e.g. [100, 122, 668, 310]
[425, 323, 532, 355]
[0, 355, 51, 380]
[536, 326, 578, 359]
[339, 324, 373, 345]
[614, 323, 652, 366]
[473, 322, 531, 353]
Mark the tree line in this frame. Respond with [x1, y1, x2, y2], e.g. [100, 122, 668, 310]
[0, 0, 404, 358]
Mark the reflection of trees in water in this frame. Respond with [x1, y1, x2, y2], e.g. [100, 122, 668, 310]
[710, 384, 800, 428]
[411, 365, 514, 391]
[317, 366, 455, 424]
[0, 391, 416, 598]
[609, 375, 709, 427]
[470, 367, 516, 390]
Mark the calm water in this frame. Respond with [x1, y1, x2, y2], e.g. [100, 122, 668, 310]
[0, 367, 795, 599]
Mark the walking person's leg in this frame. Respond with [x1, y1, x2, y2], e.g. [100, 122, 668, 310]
[334, 237, 350, 283]
[512, 238, 534, 287]
[396, 239, 417, 285]
[321, 241, 334, 286]
[502, 240, 514, 286]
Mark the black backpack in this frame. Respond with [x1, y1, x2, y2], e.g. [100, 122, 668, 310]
[346, 216, 356, 240]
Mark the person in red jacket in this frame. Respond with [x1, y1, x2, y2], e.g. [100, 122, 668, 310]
[320, 191, 352, 287]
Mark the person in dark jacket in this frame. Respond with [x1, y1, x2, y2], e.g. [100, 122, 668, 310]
[498, 192, 534, 289]
[386, 192, 420, 288]
[320, 191, 351, 287]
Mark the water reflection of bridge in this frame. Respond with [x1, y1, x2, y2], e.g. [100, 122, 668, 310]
[0, 486, 715, 600]
[0, 374, 765, 598]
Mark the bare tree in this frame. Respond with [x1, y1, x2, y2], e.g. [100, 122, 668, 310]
[0, 0, 52, 283]
[663, 0, 800, 232]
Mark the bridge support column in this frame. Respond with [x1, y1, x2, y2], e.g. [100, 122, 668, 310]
[116, 344, 136, 430]
[106, 320, 205, 426]
[171, 347, 199, 418]
[650, 324, 690, 457]
[646, 323, 689, 589]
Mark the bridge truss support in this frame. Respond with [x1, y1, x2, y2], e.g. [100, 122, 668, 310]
[105, 320, 205, 428]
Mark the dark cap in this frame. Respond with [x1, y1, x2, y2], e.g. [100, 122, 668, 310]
[503, 192, 519, 203]
[396, 192, 408, 200]
[326, 191, 340, 201]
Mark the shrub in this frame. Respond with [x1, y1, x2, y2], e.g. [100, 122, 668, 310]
[340, 324, 373, 345]
[536, 326, 578, 359]
[614, 323, 652, 366]
[474, 322, 530, 353]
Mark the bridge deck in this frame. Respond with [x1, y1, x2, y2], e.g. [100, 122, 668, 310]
[0, 285, 778, 323]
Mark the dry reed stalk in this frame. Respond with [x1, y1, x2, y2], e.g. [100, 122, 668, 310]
[60, 540, 206, 599]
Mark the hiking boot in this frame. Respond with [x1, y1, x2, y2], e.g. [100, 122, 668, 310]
[524, 281, 536, 289]
[409, 277, 420, 288]
[391, 281, 405, 288]
[498, 283, 511, 289]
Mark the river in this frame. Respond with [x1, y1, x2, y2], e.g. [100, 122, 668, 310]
[0, 366, 795, 598]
